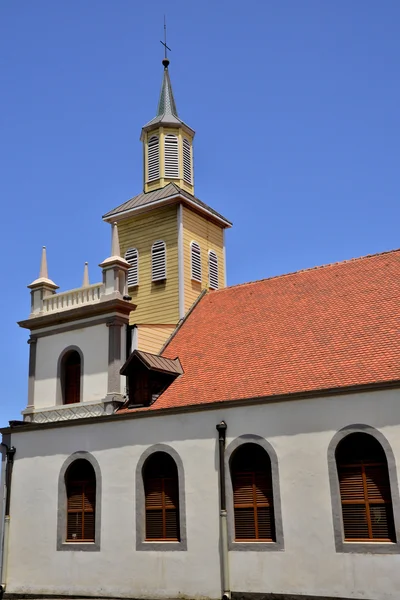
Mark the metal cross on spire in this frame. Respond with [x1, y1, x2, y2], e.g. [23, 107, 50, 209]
[160, 15, 171, 62]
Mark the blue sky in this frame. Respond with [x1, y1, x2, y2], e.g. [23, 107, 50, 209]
[0, 1, 399, 424]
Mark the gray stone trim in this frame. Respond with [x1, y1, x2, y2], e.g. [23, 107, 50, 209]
[107, 319, 124, 395]
[232, 593, 359, 600]
[56, 346, 84, 405]
[328, 424, 400, 554]
[27, 337, 37, 407]
[57, 451, 101, 552]
[135, 443, 187, 551]
[225, 434, 284, 551]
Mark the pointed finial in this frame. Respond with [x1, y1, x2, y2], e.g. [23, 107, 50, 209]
[39, 246, 48, 279]
[82, 262, 90, 287]
[111, 222, 121, 257]
[160, 15, 171, 67]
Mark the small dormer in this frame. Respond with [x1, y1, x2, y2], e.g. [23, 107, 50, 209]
[120, 349, 183, 408]
[141, 58, 195, 195]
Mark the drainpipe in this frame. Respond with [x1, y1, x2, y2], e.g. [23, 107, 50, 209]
[0, 444, 16, 594]
[216, 421, 230, 600]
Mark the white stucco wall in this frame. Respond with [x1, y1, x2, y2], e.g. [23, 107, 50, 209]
[34, 324, 109, 408]
[6, 387, 400, 600]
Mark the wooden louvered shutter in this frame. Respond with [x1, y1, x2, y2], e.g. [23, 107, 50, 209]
[64, 351, 81, 404]
[183, 138, 192, 184]
[231, 444, 276, 541]
[337, 433, 396, 542]
[125, 248, 139, 287]
[66, 460, 96, 542]
[144, 453, 179, 541]
[147, 136, 160, 181]
[164, 135, 179, 178]
[208, 251, 219, 290]
[152, 241, 166, 281]
[190, 242, 202, 282]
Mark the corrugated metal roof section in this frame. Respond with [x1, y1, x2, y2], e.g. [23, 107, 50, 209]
[102, 183, 232, 226]
[120, 349, 183, 376]
[137, 350, 183, 375]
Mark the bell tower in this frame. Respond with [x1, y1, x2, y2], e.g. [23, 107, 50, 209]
[141, 58, 195, 195]
[103, 52, 232, 355]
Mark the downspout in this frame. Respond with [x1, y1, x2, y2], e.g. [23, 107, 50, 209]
[0, 444, 16, 594]
[216, 421, 230, 600]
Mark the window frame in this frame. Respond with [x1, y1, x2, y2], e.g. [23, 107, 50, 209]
[57, 452, 101, 552]
[164, 134, 179, 179]
[328, 424, 400, 554]
[225, 435, 284, 551]
[56, 346, 84, 405]
[183, 138, 192, 184]
[135, 444, 187, 551]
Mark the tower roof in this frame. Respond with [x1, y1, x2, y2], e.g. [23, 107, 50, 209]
[142, 59, 194, 134]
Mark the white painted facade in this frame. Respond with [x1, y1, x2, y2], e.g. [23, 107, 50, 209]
[34, 324, 109, 408]
[5, 387, 400, 600]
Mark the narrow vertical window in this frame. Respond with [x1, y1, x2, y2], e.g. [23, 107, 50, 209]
[147, 136, 160, 182]
[66, 459, 96, 542]
[336, 433, 396, 542]
[164, 134, 179, 178]
[125, 248, 139, 287]
[143, 452, 180, 541]
[152, 241, 166, 281]
[208, 250, 219, 290]
[231, 443, 276, 542]
[183, 138, 192, 184]
[190, 241, 202, 282]
[62, 350, 81, 404]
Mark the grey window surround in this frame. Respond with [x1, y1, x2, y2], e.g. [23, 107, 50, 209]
[328, 424, 400, 554]
[56, 345, 84, 405]
[225, 434, 284, 551]
[135, 444, 187, 551]
[57, 451, 101, 552]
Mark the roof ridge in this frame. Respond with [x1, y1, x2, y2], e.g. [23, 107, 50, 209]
[211, 247, 400, 294]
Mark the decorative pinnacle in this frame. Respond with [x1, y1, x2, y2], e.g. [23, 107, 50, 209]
[111, 222, 121, 257]
[82, 262, 90, 287]
[39, 246, 48, 279]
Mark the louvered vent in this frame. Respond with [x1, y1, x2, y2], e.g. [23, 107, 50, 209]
[164, 134, 179, 179]
[125, 248, 139, 287]
[191, 242, 202, 282]
[147, 136, 160, 182]
[183, 138, 192, 184]
[152, 240, 167, 281]
[208, 251, 219, 290]
[336, 433, 396, 542]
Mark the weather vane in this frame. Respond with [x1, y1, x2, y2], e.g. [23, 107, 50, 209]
[160, 15, 171, 61]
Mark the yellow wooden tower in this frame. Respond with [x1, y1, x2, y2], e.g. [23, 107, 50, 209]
[103, 57, 231, 354]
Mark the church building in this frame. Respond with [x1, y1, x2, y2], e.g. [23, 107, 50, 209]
[1, 55, 400, 600]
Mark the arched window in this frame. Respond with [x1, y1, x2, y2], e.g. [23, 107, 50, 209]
[230, 443, 276, 541]
[183, 138, 192, 184]
[208, 250, 219, 290]
[147, 136, 160, 181]
[143, 451, 180, 541]
[61, 350, 81, 404]
[125, 247, 139, 287]
[164, 134, 179, 178]
[152, 240, 166, 281]
[336, 432, 396, 542]
[190, 241, 201, 282]
[65, 459, 96, 542]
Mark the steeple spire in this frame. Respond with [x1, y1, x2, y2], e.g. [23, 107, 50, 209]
[156, 60, 179, 120]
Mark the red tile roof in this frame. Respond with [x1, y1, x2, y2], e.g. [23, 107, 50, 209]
[125, 249, 400, 413]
